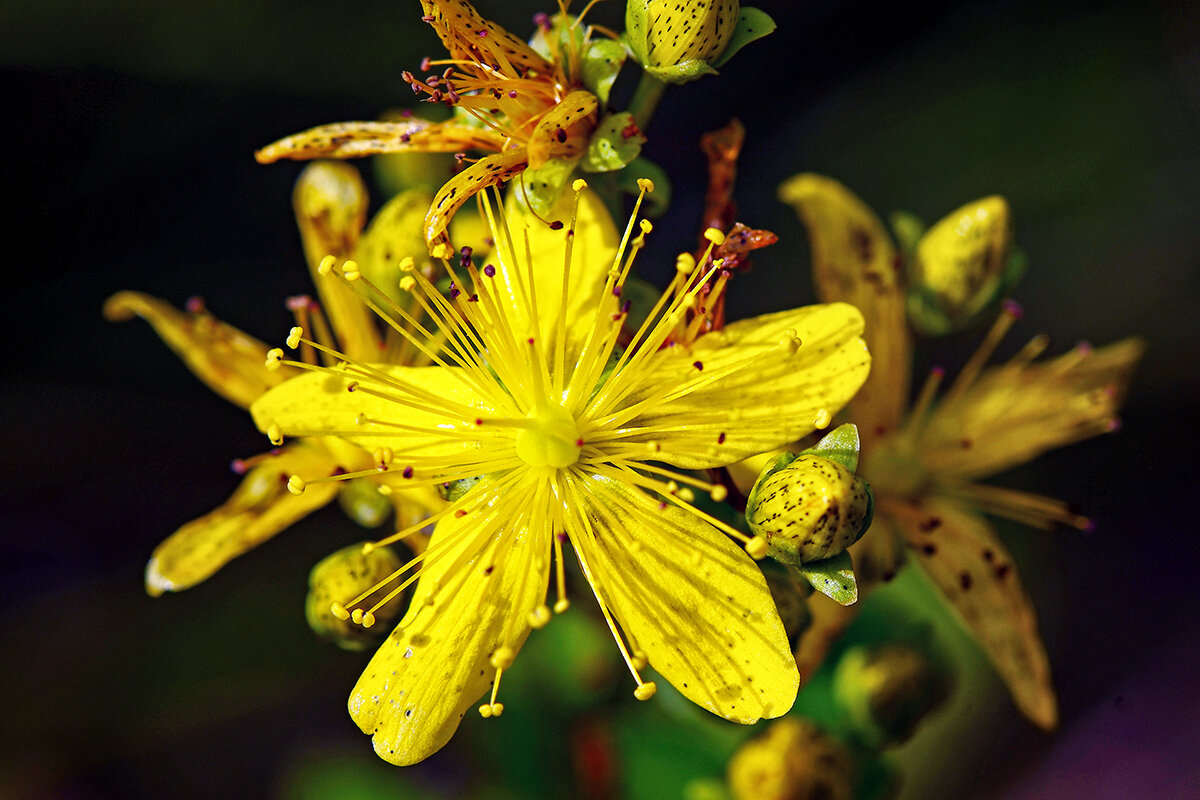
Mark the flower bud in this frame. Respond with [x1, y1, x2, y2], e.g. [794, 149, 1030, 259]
[305, 542, 405, 651]
[907, 196, 1024, 335]
[762, 567, 813, 648]
[832, 644, 951, 749]
[727, 717, 856, 800]
[625, 1, 774, 84]
[336, 477, 393, 529]
[745, 453, 873, 566]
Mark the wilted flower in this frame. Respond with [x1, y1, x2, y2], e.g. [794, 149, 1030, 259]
[779, 173, 1144, 728]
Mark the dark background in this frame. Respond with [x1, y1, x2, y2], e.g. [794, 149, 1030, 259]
[3, 1, 1198, 798]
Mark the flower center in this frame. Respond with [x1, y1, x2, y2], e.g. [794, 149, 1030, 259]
[515, 402, 582, 468]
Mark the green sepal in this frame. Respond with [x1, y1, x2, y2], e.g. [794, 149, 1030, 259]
[514, 156, 579, 218]
[889, 209, 926, 263]
[581, 39, 626, 106]
[797, 552, 859, 606]
[800, 423, 861, 473]
[437, 474, 485, 503]
[644, 59, 719, 85]
[616, 157, 671, 217]
[336, 477, 393, 529]
[582, 112, 646, 173]
[711, 7, 777, 68]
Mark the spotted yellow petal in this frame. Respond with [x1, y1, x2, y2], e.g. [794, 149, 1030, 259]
[922, 337, 1145, 480]
[292, 162, 382, 361]
[426, 151, 528, 251]
[256, 120, 507, 163]
[491, 187, 619, 353]
[608, 302, 870, 470]
[779, 173, 910, 444]
[144, 442, 342, 595]
[566, 474, 798, 723]
[890, 496, 1057, 729]
[103, 291, 297, 409]
[249, 364, 501, 467]
[525, 90, 598, 169]
[348, 481, 547, 765]
[419, 0, 552, 77]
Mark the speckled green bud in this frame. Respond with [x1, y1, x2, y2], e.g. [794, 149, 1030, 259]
[625, 1, 775, 84]
[305, 542, 404, 651]
[832, 644, 951, 749]
[726, 717, 857, 800]
[745, 454, 873, 566]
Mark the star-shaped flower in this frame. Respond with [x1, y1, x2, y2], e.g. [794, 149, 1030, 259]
[252, 179, 871, 764]
[779, 173, 1144, 728]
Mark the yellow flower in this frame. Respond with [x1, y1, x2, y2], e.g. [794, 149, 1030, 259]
[779, 173, 1144, 729]
[256, 0, 603, 251]
[252, 180, 871, 764]
[105, 161, 444, 596]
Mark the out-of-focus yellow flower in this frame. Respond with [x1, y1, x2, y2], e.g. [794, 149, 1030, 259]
[251, 180, 870, 764]
[105, 161, 444, 597]
[727, 717, 856, 800]
[256, 0, 607, 251]
[779, 173, 1145, 729]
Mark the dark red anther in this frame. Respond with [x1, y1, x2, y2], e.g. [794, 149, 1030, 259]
[549, 220, 564, 230]
[692, 361, 704, 370]
[419, 57, 432, 71]
[402, 466, 414, 479]
[478, 28, 488, 37]
[186, 296, 205, 313]
[508, 90, 518, 98]
[622, 122, 641, 139]
[483, 264, 496, 277]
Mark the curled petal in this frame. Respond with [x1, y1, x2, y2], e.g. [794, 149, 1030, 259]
[566, 475, 798, 723]
[779, 173, 910, 443]
[104, 291, 296, 409]
[611, 303, 870, 469]
[890, 496, 1057, 729]
[144, 442, 342, 595]
[256, 120, 507, 163]
[426, 151, 528, 251]
[349, 483, 546, 765]
[525, 90, 599, 169]
[419, 0, 552, 77]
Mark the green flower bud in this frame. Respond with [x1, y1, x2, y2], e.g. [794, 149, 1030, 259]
[625, 1, 775, 84]
[907, 196, 1025, 336]
[762, 566, 813, 648]
[833, 644, 951, 749]
[305, 542, 405, 651]
[336, 477, 393, 529]
[745, 453, 873, 566]
[727, 717, 856, 800]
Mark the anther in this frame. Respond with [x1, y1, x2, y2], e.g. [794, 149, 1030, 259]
[634, 682, 658, 701]
[330, 602, 350, 621]
[704, 227, 726, 246]
[745, 536, 768, 559]
[265, 348, 284, 371]
[636, 178, 655, 193]
[431, 242, 454, 260]
[483, 264, 496, 277]
[675, 252, 696, 274]
[490, 646, 515, 670]
[342, 259, 361, 281]
[351, 608, 365, 624]
[398, 256, 415, 272]
[813, 408, 832, 428]
[639, 219, 653, 234]
[399, 276, 416, 291]
[528, 605, 551, 628]
[317, 255, 337, 275]
[710, 485, 728, 503]
[287, 475, 306, 495]
[267, 423, 283, 446]
[554, 598, 570, 614]
[360, 611, 376, 628]
[286, 326, 303, 349]
[572, 178, 588, 192]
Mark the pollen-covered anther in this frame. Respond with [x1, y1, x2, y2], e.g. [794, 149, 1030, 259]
[814, 408, 832, 429]
[350, 608, 365, 625]
[676, 252, 696, 274]
[636, 178, 655, 193]
[528, 605, 551, 629]
[553, 598, 570, 614]
[704, 227, 726, 246]
[745, 536, 769, 560]
[397, 256, 415, 272]
[779, 330, 801, 354]
[341, 259, 361, 281]
[572, 178, 588, 192]
[265, 348, 284, 371]
[710, 485, 729, 503]
[359, 611, 376, 628]
[478, 702, 504, 718]
[267, 423, 284, 446]
[329, 602, 350, 621]
[634, 681, 658, 701]
[490, 646, 515, 670]
[317, 254, 336, 275]
[286, 475, 306, 495]
[286, 326, 303, 349]
[431, 242, 454, 260]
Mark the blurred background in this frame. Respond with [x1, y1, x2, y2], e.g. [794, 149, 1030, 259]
[3, 0, 1198, 798]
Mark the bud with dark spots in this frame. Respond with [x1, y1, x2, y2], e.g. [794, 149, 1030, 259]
[832, 643, 951, 749]
[306, 542, 405, 651]
[726, 717, 857, 800]
[625, 0, 776, 84]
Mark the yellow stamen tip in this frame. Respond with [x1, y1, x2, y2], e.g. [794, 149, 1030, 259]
[317, 255, 336, 275]
[704, 227, 726, 245]
[342, 259, 361, 281]
[636, 177, 655, 193]
[634, 682, 657, 701]
[350, 608, 364, 624]
[478, 704, 493, 718]
[553, 599, 570, 614]
[265, 348, 284, 371]
[490, 646, 515, 670]
[397, 256, 415, 272]
[360, 611, 376, 628]
[286, 475, 306, 495]
[399, 276, 416, 292]
[330, 602, 350, 621]
[489, 702, 504, 717]
[677, 488, 695, 503]
[267, 423, 283, 446]
[632, 650, 648, 670]
[361, 542, 376, 555]
[528, 605, 551, 629]
[813, 408, 832, 429]
[675, 252, 696, 274]
[286, 326, 303, 349]
[431, 242, 454, 260]
[710, 485, 728, 503]
[639, 219, 653, 234]
[572, 178, 588, 192]
[745, 536, 768, 560]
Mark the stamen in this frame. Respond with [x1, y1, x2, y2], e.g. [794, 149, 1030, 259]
[944, 301, 1022, 403]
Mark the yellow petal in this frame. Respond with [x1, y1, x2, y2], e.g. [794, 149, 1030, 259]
[617, 303, 870, 470]
[491, 186, 619, 353]
[779, 174, 910, 443]
[567, 475, 798, 723]
[889, 496, 1057, 729]
[292, 162, 383, 361]
[144, 442, 342, 595]
[103, 291, 296, 409]
[525, 90, 598, 169]
[249, 364, 497, 464]
[348, 484, 546, 765]
[426, 150, 528, 251]
[913, 196, 1012, 324]
[256, 120, 507, 163]
[922, 337, 1145, 479]
[419, 0, 553, 77]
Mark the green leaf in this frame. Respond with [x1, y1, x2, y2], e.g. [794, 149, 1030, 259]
[513, 156, 579, 218]
[799, 552, 859, 606]
[582, 39, 626, 105]
[712, 7, 777, 69]
[617, 157, 672, 217]
[582, 112, 646, 173]
[800, 423, 861, 473]
[889, 209, 926, 261]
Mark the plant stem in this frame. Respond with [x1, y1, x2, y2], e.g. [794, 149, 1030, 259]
[628, 72, 667, 132]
